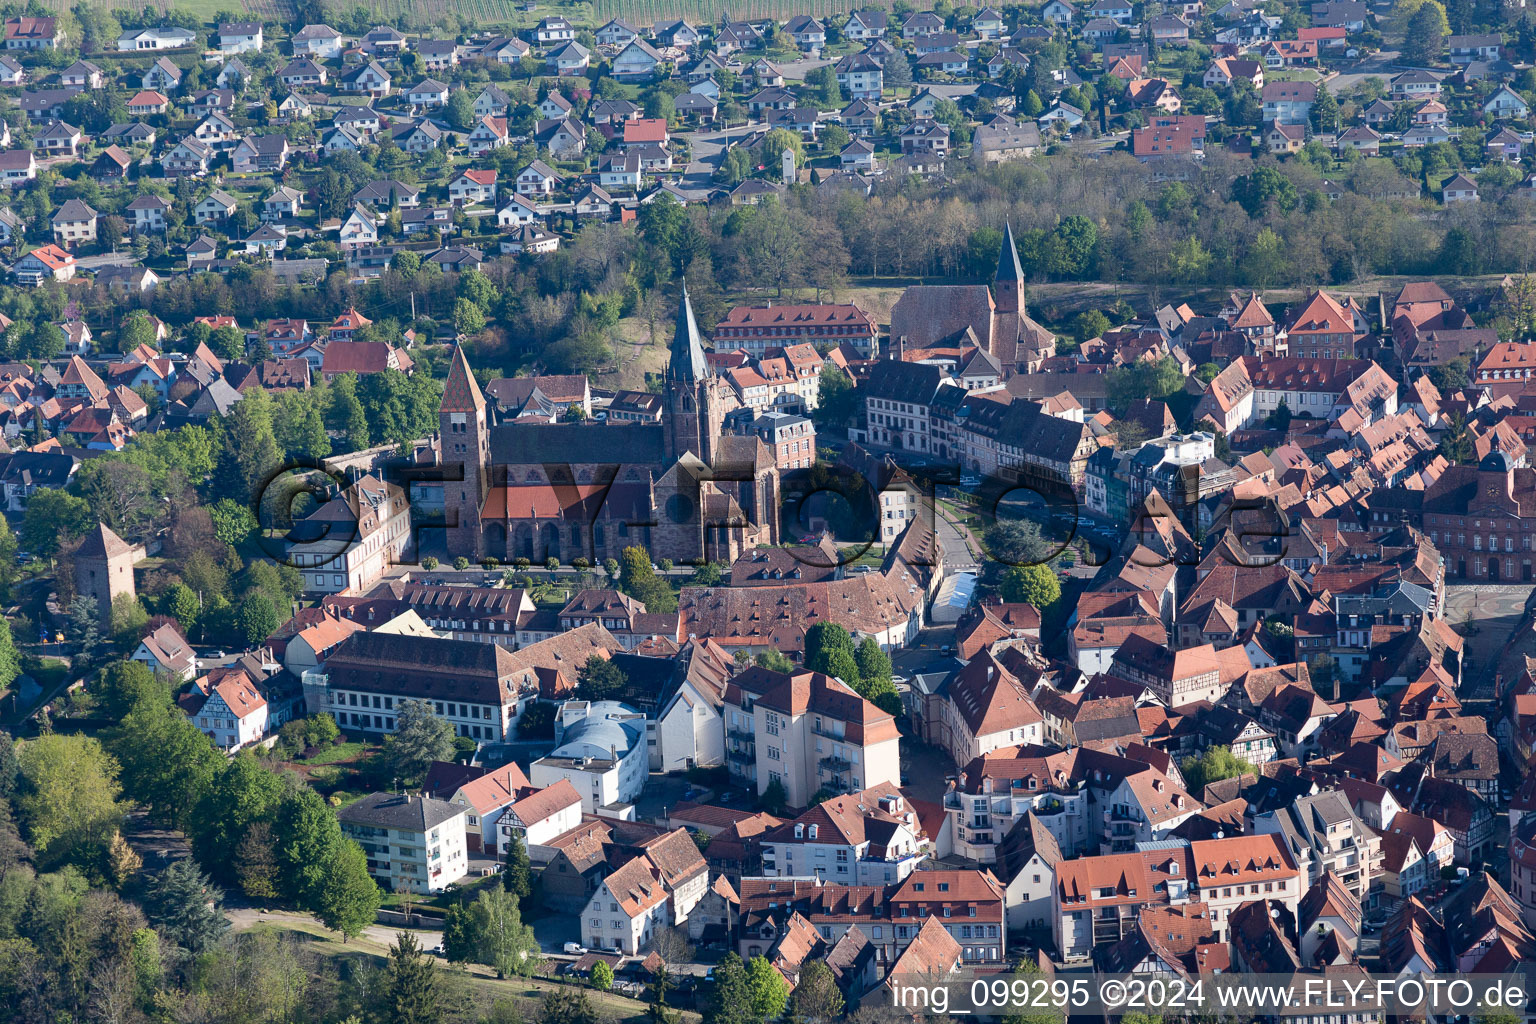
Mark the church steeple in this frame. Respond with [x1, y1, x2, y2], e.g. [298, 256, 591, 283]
[994, 221, 1025, 317]
[666, 282, 710, 384]
[440, 342, 485, 413]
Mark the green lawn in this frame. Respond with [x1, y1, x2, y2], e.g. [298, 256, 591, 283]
[296, 740, 372, 765]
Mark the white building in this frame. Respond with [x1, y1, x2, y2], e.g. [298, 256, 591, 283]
[442, 761, 583, 859]
[287, 473, 410, 595]
[339, 792, 469, 893]
[179, 667, 269, 751]
[581, 828, 709, 954]
[530, 700, 648, 815]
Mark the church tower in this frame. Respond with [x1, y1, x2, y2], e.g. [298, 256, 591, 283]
[439, 344, 489, 558]
[994, 221, 1026, 317]
[662, 283, 724, 467]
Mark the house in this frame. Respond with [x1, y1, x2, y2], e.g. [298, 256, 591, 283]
[32, 120, 81, 157]
[338, 204, 379, 248]
[293, 24, 345, 58]
[834, 52, 883, 99]
[117, 26, 195, 50]
[1261, 80, 1317, 124]
[476, 85, 512, 119]
[279, 58, 327, 88]
[405, 78, 449, 107]
[339, 792, 469, 893]
[1335, 125, 1381, 155]
[516, 161, 558, 197]
[1442, 173, 1479, 203]
[596, 18, 641, 47]
[392, 120, 445, 154]
[785, 15, 827, 50]
[1390, 69, 1441, 99]
[217, 21, 263, 53]
[1264, 39, 1318, 67]
[61, 60, 103, 89]
[1450, 32, 1500, 63]
[449, 168, 499, 204]
[534, 15, 576, 44]
[126, 90, 169, 115]
[0, 56, 22, 85]
[581, 830, 709, 954]
[179, 667, 269, 752]
[845, 10, 889, 38]
[126, 194, 170, 233]
[232, 134, 289, 174]
[341, 60, 391, 98]
[653, 19, 701, 48]
[534, 117, 582, 157]
[1266, 121, 1305, 154]
[141, 57, 182, 92]
[973, 120, 1044, 164]
[0, 150, 36, 185]
[1204, 57, 1264, 89]
[51, 199, 96, 248]
[132, 621, 196, 681]
[443, 764, 582, 858]
[613, 39, 663, 81]
[4, 16, 62, 49]
[1484, 84, 1529, 119]
[841, 138, 877, 173]
[546, 41, 591, 75]
[194, 189, 238, 225]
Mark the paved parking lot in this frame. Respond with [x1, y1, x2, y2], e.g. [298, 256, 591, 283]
[1444, 584, 1535, 700]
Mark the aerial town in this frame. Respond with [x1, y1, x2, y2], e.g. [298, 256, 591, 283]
[2, 0, 1536, 1022]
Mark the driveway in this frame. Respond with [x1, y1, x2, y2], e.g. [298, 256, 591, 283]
[72, 251, 139, 271]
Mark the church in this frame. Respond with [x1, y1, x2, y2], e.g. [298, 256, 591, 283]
[888, 223, 1057, 374]
[436, 286, 781, 566]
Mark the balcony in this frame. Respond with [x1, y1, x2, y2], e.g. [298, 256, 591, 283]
[812, 725, 847, 742]
[819, 755, 853, 774]
[728, 728, 755, 742]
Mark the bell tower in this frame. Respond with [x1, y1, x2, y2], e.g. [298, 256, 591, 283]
[994, 221, 1026, 318]
[662, 283, 723, 467]
[439, 344, 489, 557]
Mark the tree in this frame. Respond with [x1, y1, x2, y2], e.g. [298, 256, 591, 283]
[788, 960, 844, 1024]
[804, 622, 856, 677]
[144, 858, 230, 953]
[745, 955, 790, 1018]
[209, 498, 258, 547]
[446, 89, 477, 130]
[236, 592, 280, 646]
[813, 363, 858, 431]
[22, 489, 93, 559]
[1309, 85, 1339, 134]
[755, 650, 795, 673]
[1403, 1, 1449, 64]
[235, 821, 279, 905]
[650, 965, 678, 1024]
[1438, 411, 1475, 463]
[1001, 564, 1061, 609]
[453, 298, 487, 336]
[314, 840, 381, 940]
[1179, 745, 1255, 793]
[575, 655, 627, 702]
[590, 959, 614, 991]
[67, 595, 102, 659]
[275, 786, 345, 908]
[855, 637, 892, 690]
[384, 699, 456, 785]
[706, 953, 757, 1024]
[15, 733, 125, 869]
[884, 49, 912, 88]
[760, 778, 788, 815]
[386, 932, 442, 1024]
[469, 887, 539, 978]
[762, 128, 805, 176]
[110, 696, 221, 829]
[1072, 310, 1111, 346]
[1231, 166, 1299, 217]
[984, 519, 1052, 566]
[541, 988, 600, 1024]
[503, 830, 534, 906]
[617, 545, 676, 612]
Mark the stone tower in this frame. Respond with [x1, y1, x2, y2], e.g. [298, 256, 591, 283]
[662, 283, 724, 467]
[994, 221, 1026, 318]
[439, 344, 489, 558]
[75, 523, 136, 629]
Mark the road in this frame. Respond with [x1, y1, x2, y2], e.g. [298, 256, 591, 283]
[1323, 48, 1405, 95]
[679, 122, 761, 191]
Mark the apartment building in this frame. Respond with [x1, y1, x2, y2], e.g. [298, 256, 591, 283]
[1252, 789, 1383, 906]
[759, 785, 926, 885]
[1053, 833, 1302, 959]
[339, 792, 469, 893]
[752, 670, 902, 809]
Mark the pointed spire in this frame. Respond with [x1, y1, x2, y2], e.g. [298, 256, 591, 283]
[440, 343, 485, 413]
[666, 281, 710, 383]
[996, 221, 1024, 283]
